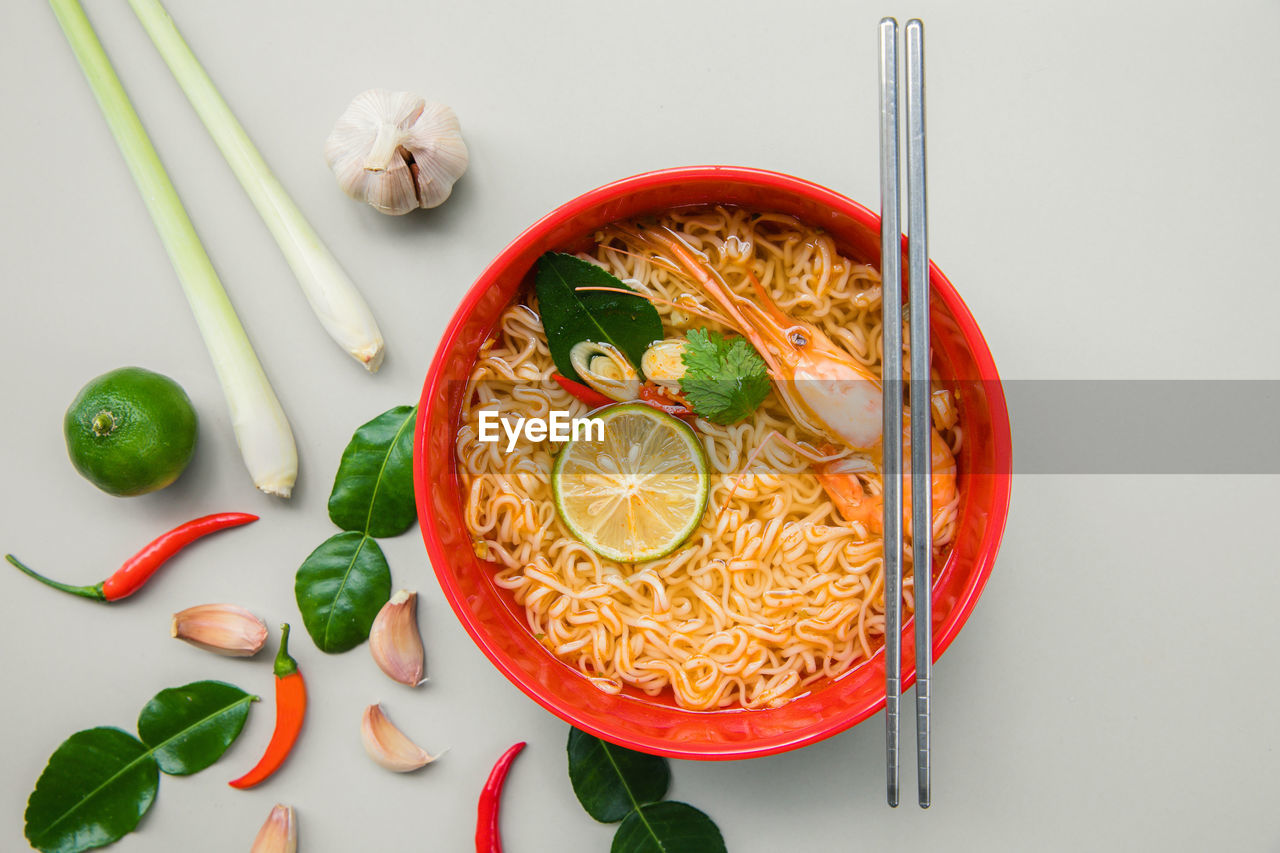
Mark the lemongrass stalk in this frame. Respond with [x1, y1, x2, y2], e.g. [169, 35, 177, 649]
[50, 0, 297, 497]
[127, 0, 385, 372]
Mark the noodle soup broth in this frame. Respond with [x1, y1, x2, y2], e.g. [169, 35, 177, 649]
[457, 206, 960, 713]
[417, 167, 1010, 758]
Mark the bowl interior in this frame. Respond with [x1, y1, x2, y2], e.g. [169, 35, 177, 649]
[415, 167, 1012, 759]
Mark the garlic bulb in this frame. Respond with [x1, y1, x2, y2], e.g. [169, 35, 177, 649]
[325, 89, 469, 215]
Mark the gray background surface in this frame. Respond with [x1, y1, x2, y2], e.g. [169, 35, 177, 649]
[2, 1, 1277, 850]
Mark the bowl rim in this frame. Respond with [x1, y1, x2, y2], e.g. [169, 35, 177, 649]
[415, 165, 1013, 759]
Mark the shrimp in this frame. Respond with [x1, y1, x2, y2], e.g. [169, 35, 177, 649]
[609, 223, 884, 450]
[605, 223, 956, 537]
[814, 419, 957, 539]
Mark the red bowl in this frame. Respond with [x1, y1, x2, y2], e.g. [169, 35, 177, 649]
[415, 166, 1012, 759]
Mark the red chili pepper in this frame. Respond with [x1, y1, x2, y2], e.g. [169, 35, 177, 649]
[5, 512, 258, 602]
[638, 382, 695, 422]
[229, 623, 306, 789]
[552, 373, 614, 410]
[476, 741, 525, 853]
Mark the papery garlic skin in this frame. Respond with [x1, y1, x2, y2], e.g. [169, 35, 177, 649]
[361, 703, 438, 772]
[325, 89, 469, 216]
[369, 589, 426, 686]
[171, 603, 267, 657]
[251, 804, 297, 853]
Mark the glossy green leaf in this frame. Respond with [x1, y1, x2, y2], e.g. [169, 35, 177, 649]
[534, 252, 663, 383]
[295, 531, 391, 653]
[136, 680, 256, 775]
[328, 405, 418, 538]
[679, 328, 771, 425]
[568, 727, 670, 823]
[24, 678, 256, 853]
[25, 727, 158, 853]
[611, 801, 727, 853]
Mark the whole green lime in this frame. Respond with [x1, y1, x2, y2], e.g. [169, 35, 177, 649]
[64, 367, 198, 497]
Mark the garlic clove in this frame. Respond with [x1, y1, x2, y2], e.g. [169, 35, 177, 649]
[171, 604, 268, 657]
[324, 89, 469, 216]
[251, 804, 297, 853]
[361, 703, 439, 772]
[369, 589, 426, 686]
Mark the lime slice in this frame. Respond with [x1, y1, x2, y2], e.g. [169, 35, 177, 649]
[552, 404, 709, 563]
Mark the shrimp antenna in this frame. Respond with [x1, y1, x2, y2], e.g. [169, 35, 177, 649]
[769, 432, 850, 465]
[714, 432, 847, 523]
[598, 242, 682, 276]
[715, 431, 780, 523]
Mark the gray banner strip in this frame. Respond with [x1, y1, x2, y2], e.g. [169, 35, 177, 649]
[451, 380, 1280, 474]
[1006, 380, 1280, 474]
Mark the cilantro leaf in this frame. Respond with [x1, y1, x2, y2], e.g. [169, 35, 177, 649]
[679, 328, 771, 424]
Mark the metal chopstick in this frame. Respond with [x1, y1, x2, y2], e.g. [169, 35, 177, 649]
[877, 16, 905, 811]
[905, 17, 933, 810]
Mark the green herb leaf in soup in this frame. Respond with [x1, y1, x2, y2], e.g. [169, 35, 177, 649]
[136, 680, 257, 775]
[25, 727, 159, 853]
[295, 531, 392, 653]
[567, 727, 670, 823]
[328, 405, 418, 538]
[679, 327, 771, 424]
[534, 253, 663, 383]
[611, 801, 728, 853]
